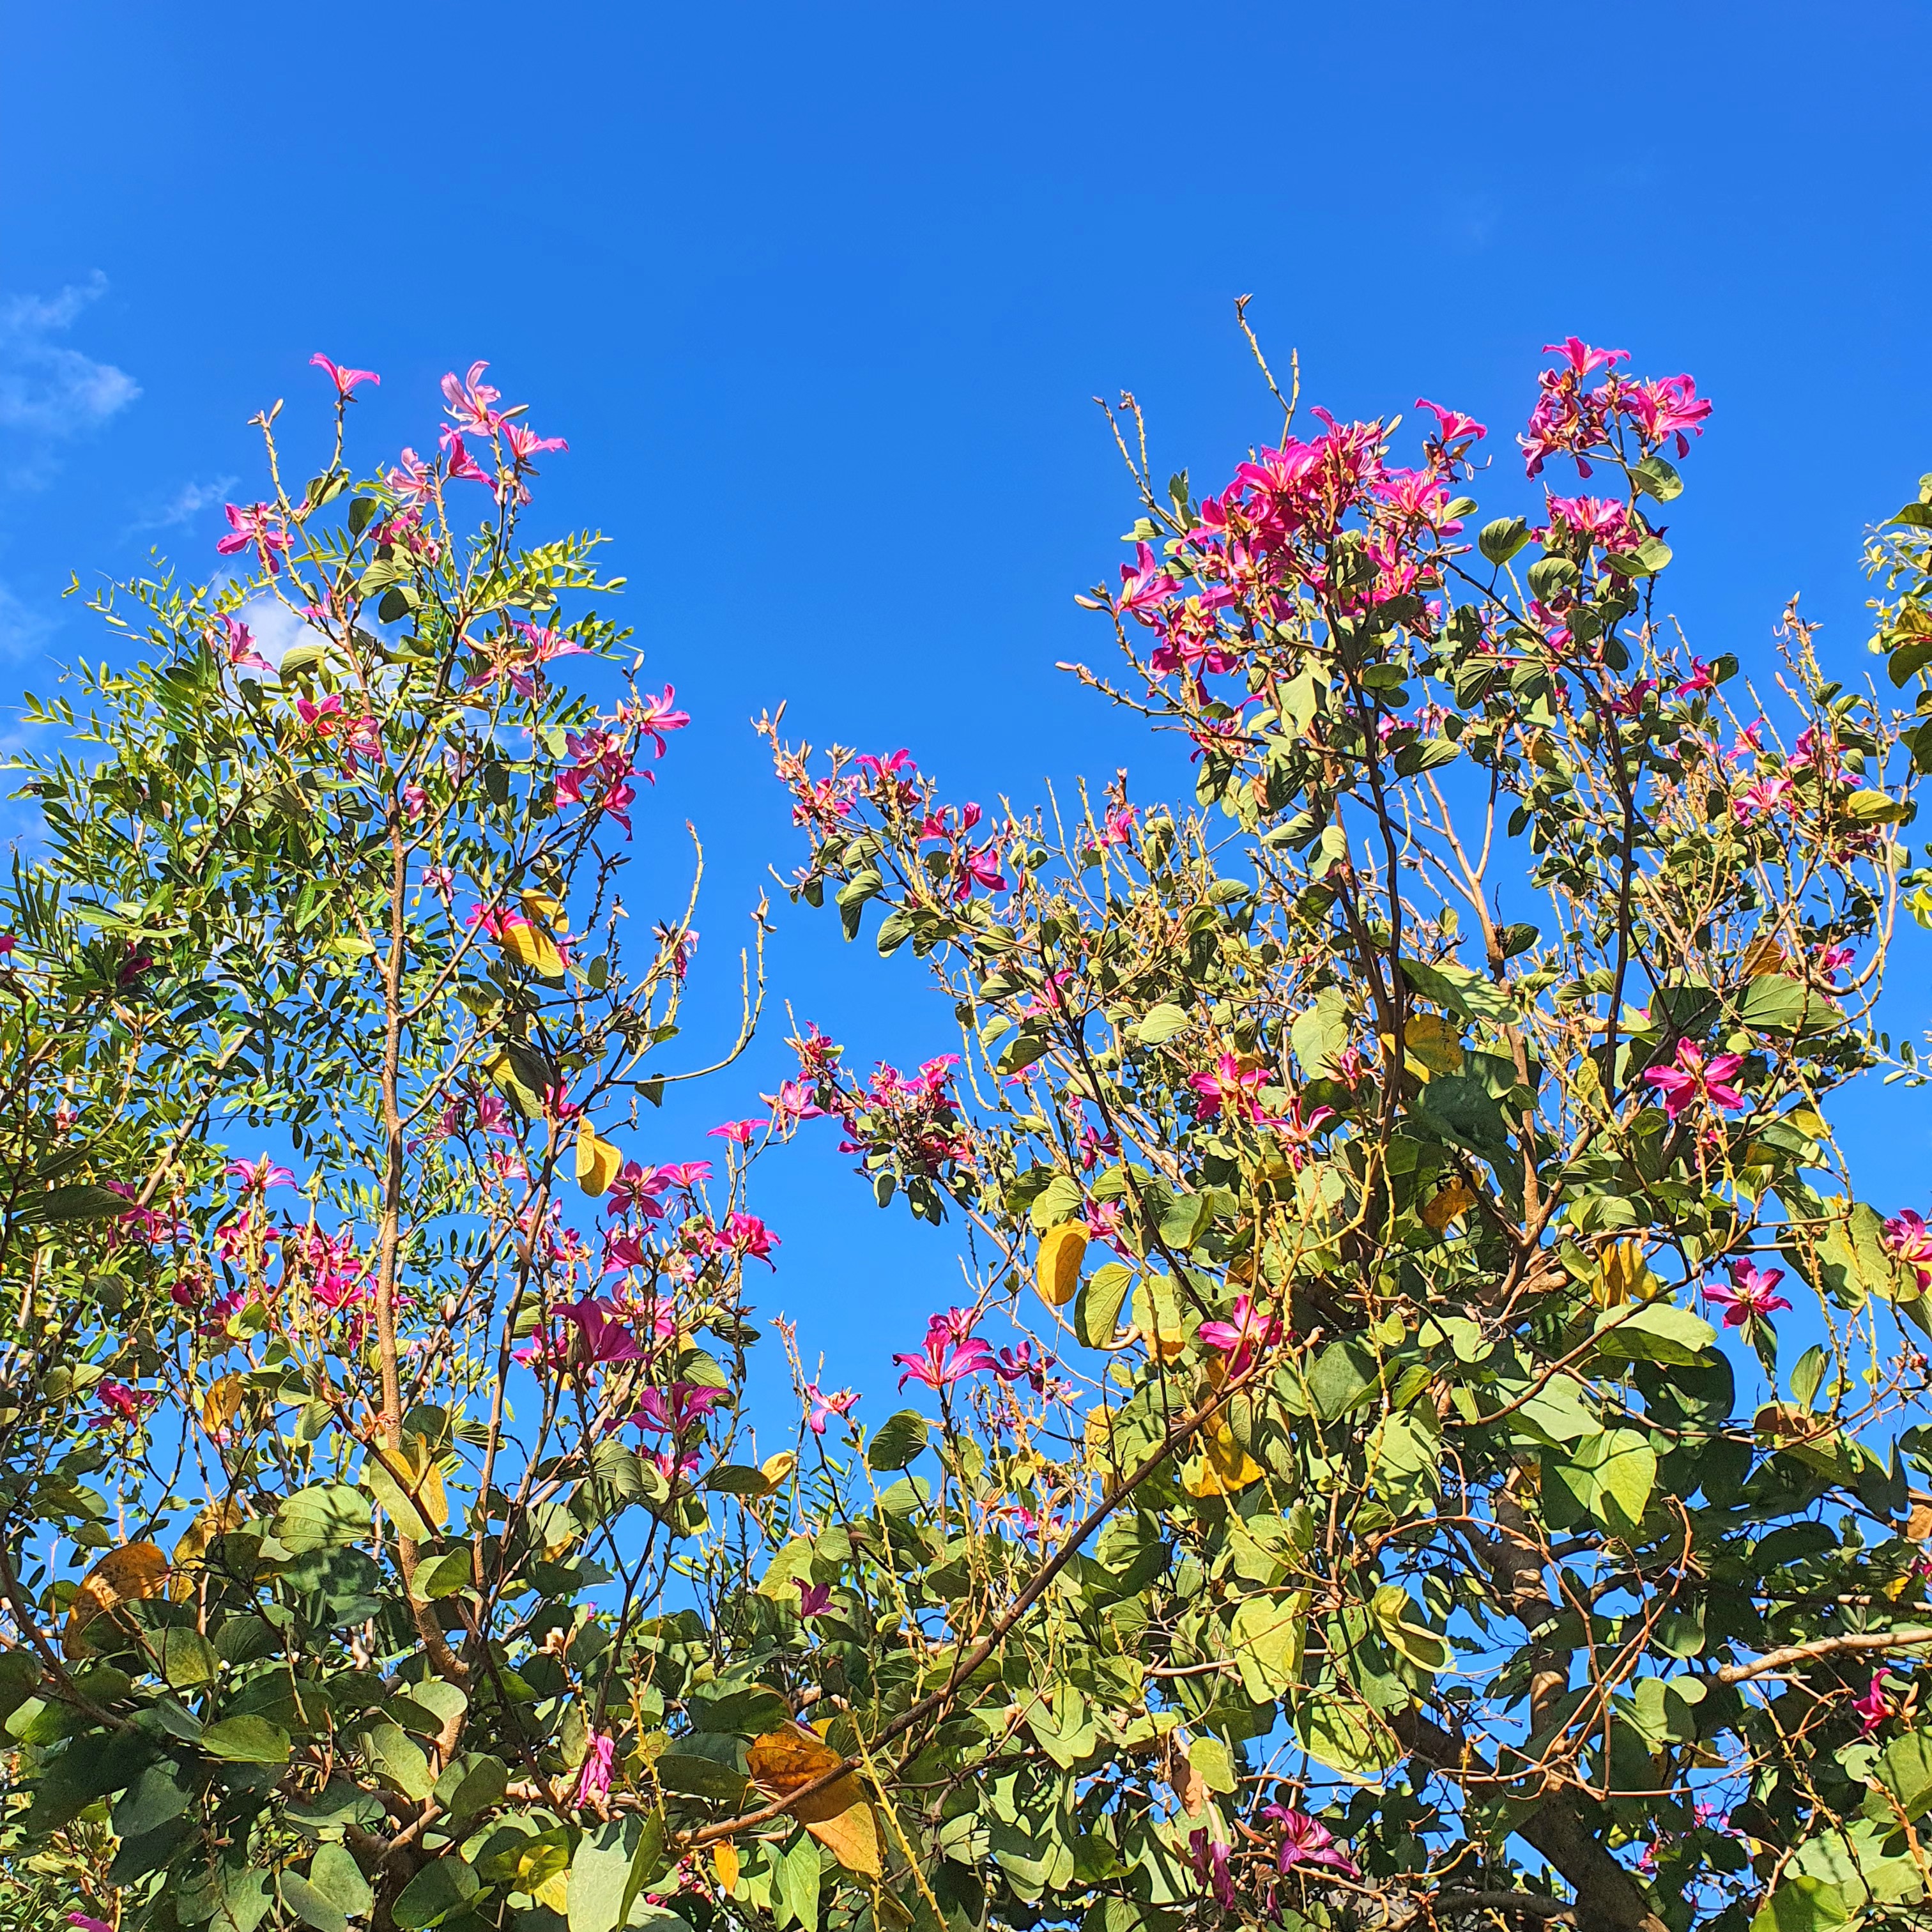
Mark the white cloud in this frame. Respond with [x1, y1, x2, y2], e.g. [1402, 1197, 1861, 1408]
[238, 593, 325, 670]
[0, 272, 141, 486]
[126, 473, 239, 537]
[0, 579, 56, 662]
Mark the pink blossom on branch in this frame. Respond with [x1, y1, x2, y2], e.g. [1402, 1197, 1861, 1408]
[1704, 1259, 1792, 1328]
[1262, 1805, 1361, 1880]
[1643, 1039, 1746, 1121]
[310, 353, 379, 399]
[805, 1383, 859, 1434]
[894, 1309, 994, 1392]
[217, 502, 293, 575]
[1196, 1294, 1284, 1377]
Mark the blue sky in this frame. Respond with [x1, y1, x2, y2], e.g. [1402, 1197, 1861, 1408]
[4, 0, 1932, 1400]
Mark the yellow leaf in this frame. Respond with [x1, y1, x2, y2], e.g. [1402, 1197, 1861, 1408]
[170, 1499, 245, 1598]
[712, 1843, 741, 1892]
[1593, 1239, 1661, 1309]
[1421, 1177, 1475, 1232]
[761, 1451, 798, 1489]
[747, 1724, 859, 1818]
[534, 1870, 571, 1913]
[1383, 1012, 1464, 1077]
[64, 1542, 169, 1657]
[1036, 1222, 1087, 1308]
[576, 1118, 622, 1197]
[804, 1798, 882, 1878]
[499, 919, 565, 979]
[200, 1372, 243, 1434]
[520, 890, 569, 936]
[1740, 933, 1788, 979]
[1183, 1418, 1265, 1498]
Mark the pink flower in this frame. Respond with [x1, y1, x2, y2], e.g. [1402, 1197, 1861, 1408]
[1276, 1094, 1337, 1170]
[707, 1118, 767, 1147]
[217, 502, 293, 574]
[402, 783, 429, 818]
[226, 1154, 296, 1191]
[1816, 942, 1855, 986]
[1733, 774, 1792, 822]
[1704, 1259, 1793, 1328]
[1643, 1039, 1746, 1121]
[657, 1160, 712, 1192]
[1196, 1294, 1283, 1377]
[631, 1381, 728, 1434]
[805, 1384, 859, 1434]
[557, 1299, 649, 1366]
[1885, 1209, 1932, 1291]
[209, 613, 273, 675]
[440, 429, 493, 489]
[1853, 1674, 1890, 1736]
[1116, 542, 1177, 623]
[422, 864, 454, 900]
[441, 361, 502, 436]
[1676, 658, 1718, 697]
[1186, 1053, 1280, 1128]
[796, 1580, 831, 1618]
[854, 747, 917, 783]
[0, 933, 14, 957]
[69, 1916, 116, 1932]
[93, 1381, 155, 1429]
[764, 1079, 827, 1126]
[631, 687, 691, 758]
[894, 1310, 994, 1392]
[1262, 1805, 1361, 1880]
[574, 1730, 615, 1807]
[1098, 802, 1139, 848]
[716, 1211, 778, 1266]
[1414, 397, 1487, 455]
[310, 353, 379, 399]
[992, 1340, 1053, 1393]
[1627, 373, 1712, 457]
[1186, 1832, 1235, 1910]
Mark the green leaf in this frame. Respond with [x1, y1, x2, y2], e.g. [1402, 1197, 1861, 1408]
[1077, 1261, 1135, 1349]
[201, 1714, 291, 1764]
[1295, 1696, 1400, 1781]
[1134, 1002, 1192, 1045]
[570, 1820, 641, 1932]
[1632, 454, 1684, 502]
[1029, 1172, 1085, 1233]
[866, 1409, 930, 1472]
[1750, 1875, 1851, 1932]
[618, 1814, 673, 1927]
[1593, 1302, 1717, 1366]
[160, 1626, 218, 1689]
[1399, 956, 1522, 1025]
[17, 1183, 133, 1226]
[1370, 1586, 1449, 1671]
[1290, 988, 1351, 1078]
[392, 1854, 482, 1929]
[279, 1873, 349, 1932]
[1309, 1338, 1381, 1420]
[1229, 1594, 1305, 1701]
[1844, 788, 1912, 825]
[1478, 517, 1529, 564]
[434, 1752, 509, 1823]
[875, 907, 917, 957]
[309, 1844, 376, 1917]
[1875, 1728, 1932, 1821]
[275, 1482, 370, 1553]
[1565, 1428, 1657, 1534]
[1188, 1734, 1236, 1794]
[655, 1751, 752, 1802]
[361, 1720, 433, 1801]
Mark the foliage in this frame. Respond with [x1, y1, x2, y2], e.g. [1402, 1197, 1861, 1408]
[12, 332, 1932, 1932]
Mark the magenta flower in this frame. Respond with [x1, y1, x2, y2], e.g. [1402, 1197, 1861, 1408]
[441, 361, 503, 436]
[209, 613, 273, 675]
[1733, 774, 1792, 822]
[715, 1211, 779, 1266]
[1884, 1209, 1932, 1291]
[1186, 1052, 1280, 1128]
[632, 686, 691, 758]
[992, 1340, 1053, 1393]
[69, 1916, 115, 1932]
[1643, 1039, 1746, 1121]
[226, 1154, 297, 1191]
[804, 1383, 859, 1434]
[1276, 1095, 1337, 1170]
[894, 1310, 995, 1392]
[574, 1730, 615, 1807]
[1186, 1832, 1235, 1909]
[1676, 659, 1717, 697]
[854, 747, 917, 783]
[1853, 1674, 1890, 1735]
[93, 1381, 156, 1430]
[1262, 1804, 1361, 1880]
[556, 1299, 649, 1366]
[1116, 542, 1177, 624]
[217, 502, 293, 574]
[310, 353, 379, 399]
[796, 1580, 831, 1619]
[1704, 1259, 1793, 1328]
[1816, 942, 1856, 985]
[707, 1118, 767, 1147]
[630, 1381, 728, 1434]
[1197, 1294, 1284, 1378]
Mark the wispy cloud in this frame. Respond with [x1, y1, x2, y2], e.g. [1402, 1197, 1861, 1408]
[126, 473, 239, 537]
[237, 592, 325, 669]
[0, 580, 56, 663]
[0, 272, 141, 487]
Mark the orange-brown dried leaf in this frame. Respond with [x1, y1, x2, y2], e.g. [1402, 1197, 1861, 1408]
[64, 1542, 169, 1656]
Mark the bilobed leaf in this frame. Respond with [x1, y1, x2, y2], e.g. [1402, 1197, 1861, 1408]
[1750, 1875, 1851, 1932]
[1187, 1734, 1236, 1794]
[1229, 1593, 1307, 1701]
[569, 1820, 641, 1932]
[19, 1183, 132, 1226]
[747, 1724, 882, 1875]
[576, 1118, 622, 1196]
[1296, 1696, 1400, 1781]
[391, 1855, 481, 1930]
[1077, 1261, 1134, 1348]
[63, 1541, 168, 1656]
[201, 1715, 291, 1765]
[1593, 1301, 1717, 1367]
[275, 1482, 370, 1554]
[1574, 1428, 1657, 1532]
[1036, 1221, 1087, 1307]
[1874, 1727, 1932, 1821]
[865, 1409, 930, 1472]
[1134, 1002, 1192, 1045]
